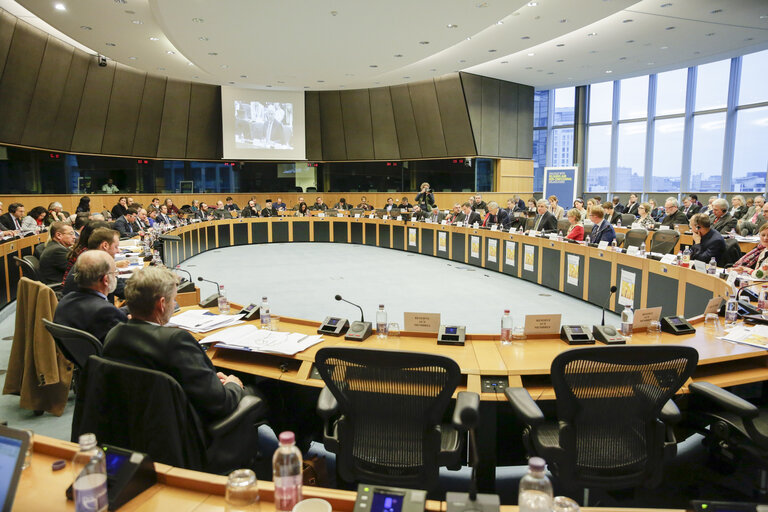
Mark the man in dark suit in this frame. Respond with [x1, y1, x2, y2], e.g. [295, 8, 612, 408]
[660, 198, 688, 228]
[157, 204, 176, 224]
[261, 199, 277, 218]
[457, 202, 481, 226]
[483, 201, 509, 229]
[612, 196, 625, 214]
[532, 199, 557, 232]
[472, 194, 487, 212]
[0, 202, 24, 232]
[587, 205, 616, 245]
[384, 197, 397, 214]
[53, 250, 128, 342]
[624, 194, 640, 217]
[310, 197, 329, 211]
[113, 207, 138, 239]
[427, 207, 445, 223]
[39, 221, 76, 284]
[103, 266, 247, 425]
[681, 196, 701, 219]
[62, 228, 126, 299]
[711, 198, 738, 234]
[689, 213, 726, 266]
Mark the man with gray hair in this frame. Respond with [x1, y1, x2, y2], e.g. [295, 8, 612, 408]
[483, 201, 510, 229]
[738, 195, 766, 235]
[660, 197, 688, 228]
[532, 198, 557, 232]
[711, 198, 738, 234]
[46, 201, 67, 225]
[53, 250, 127, 342]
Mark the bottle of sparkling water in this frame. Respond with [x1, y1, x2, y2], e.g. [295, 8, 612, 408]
[72, 433, 108, 512]
[620, 305, 634, 337]
[500, 310, 513, 345]
[518, 457, 552, 512]
[273, 431, 302, 512]
[260, 296, 271, 328]
[217, 285, 230, 314]
[376, 304, 388, 339]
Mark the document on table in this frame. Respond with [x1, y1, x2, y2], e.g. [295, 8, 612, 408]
[199, 324, 324, 355]
[168, 309, 245, 333]
[719, 324, 768, 349]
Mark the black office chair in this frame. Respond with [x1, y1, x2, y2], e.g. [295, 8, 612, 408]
[13, 256, 40, 281]
[650, 229, 680, 254]
[349, 208, 364, 217]
[525, 217, 535, 230]
[314, 347, 478, 492]
[505, 345, 698, 502]
[325, 209, 338, 216]
[615, 231, 626, 247]
[623, 228, 648, 249]
[557, 219, 570, 235]
[41, 319, 101, 372]
[620, 214, 636, 227]
[73, 355, 266, 475]
[721, 238, 743, 267]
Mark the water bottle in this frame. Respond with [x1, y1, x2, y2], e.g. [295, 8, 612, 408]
[707, 257, 717, 275]
[759, 285, 768, 312]
[376, 304, 388, 339]
[218, 285, 230, 314]
[72, 433, 108, 512]
[682, 247, 691, 267]
[617, 217, 622, 227]
[585, 235, 590, 245]
[610, 239, 617, 252]
[260, 296, 271, 328]
[273, 431, 302, 512]
[500, 310, 513, 345]
[620, 305, 634, 337]
[725, 294, 739, 327]
[638, 242, 646, 258]
[518, 457, 553, 512]
[675, 251, 682, 266]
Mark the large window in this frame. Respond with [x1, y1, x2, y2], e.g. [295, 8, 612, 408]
[651, 118, 684, 192]
[690, 113, 726, 192]
[589, 81, 613, 123]
[586, 125, 611, 192]
[553, 88, 575, 126]
[739, 51, 768, 106]
[732, 106, 768, 192]
[656, 68, 688, 116]
[695, 59, 731, 112]
[619, 76, 649, 120]
[616, 122, 646, 191]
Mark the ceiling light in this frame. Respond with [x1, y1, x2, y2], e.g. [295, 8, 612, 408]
[394, 54, 403, 57]
[430, 68, 436, 71]
[187, 62, 194, 66]
[199, 36, 209, 41]
[619, 56, 627, 60]
[605, 70, 613, 74]
[660, 46, 668, 49]
[587, 32, 597, 36]
[760, 15, 767, 19]
[54, 3, 66, 11]
[166, 51, 175, 54]
[193, 76, 199, 79]
[547, 72, 554, 75]
[131, 20, 142, 24]
[128, 56, 136, 60]
[647, 62, 655, 65]
[466, 37, 471, 40]
[626, 40, 635, 43]
[114, 0, 126, 4]
[192, 18, 204, 23]
[459, 59, 466, 63]
[501, 61, 508, 64]
[80, 25, 92, 30]
[240, 75, 247, 78]
[525, 66, 532, 70]
[208, 52, 218, 55]
[496, 21, 504, 25]
[419, 41, 430, 45]
[149, 37, 159, 41]
[527, 52, 535, 56]
[623, 19, 633, 23]
[660, 2, 672, 6]
[745, 37, 754, 41]
[105, 42, 116, 46]
[446, 24, 458, 28]
[220, 64, 229, 68]
[369, 64, 378, 68]
[560, 19, 567, 23]
[403, 76, 410, 79]
[228, 81, 234, 84]
[124, 10, 134, 14]
[330, 10, 338, 16]
[710, 9, 722, 14]
[590, 50, 598, 54]
[706, 32, 715, 36]
[317, 80, 325, 83]
[556, 59, 564, 63]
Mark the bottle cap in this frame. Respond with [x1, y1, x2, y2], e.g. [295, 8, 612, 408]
[528, 456, 546, 471]
[78, 433, 97, 450]
[379, 304, 384, 308]
[262, 296, 268, 301]
[278, 431, 295, 445]
[504, 309, 510, 314]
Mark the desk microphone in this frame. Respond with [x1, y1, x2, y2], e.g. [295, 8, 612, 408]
[197, 276, 222, 308]
[593, 285, 625, 344]
[174, 266, 195, 293]
[601, 285, 618, 326]
[335, 294, 364, 322]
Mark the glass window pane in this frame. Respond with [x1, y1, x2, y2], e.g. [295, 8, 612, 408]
[738, 50, 768, 106]
[619, 76, 649, 120]
[695, 58, 731, 111]
[651, 118, 684, 192]
[534, 90, 549, 128]
[690, 113, 725, 192]
[656, 68, 688, 116]
[550, 128, 573, 167]
[616, 122, 646, 192]
[533, 129, 547, 192]
[732, 106, 768, 192]
[589, 81, 613, 123]
[554, 87, 574, 126]
[586, 125, 611, 192]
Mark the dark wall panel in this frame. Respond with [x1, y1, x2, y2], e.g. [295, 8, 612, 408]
[480, 77, 500, 157]
[390, 84, 421, 159]
[0, 11, 16, 78]
[498, 81, 519, 157]
[0, 21, 46, 144]
[340, 89, 374, 160]
[48, 49, 89, 151]
[305, 92, 322, 160]
[132, 75, 166, 157]
[70, 59, 116, 153]
[434, 75, 476, 157]
[408, 81, 447, 158]
[460, 73, 483, 149]
[318, 91, 346, 160]
[186, 83, 220, 159]
[101, 65, 146, 156]
[20, 38, 73, 149]
[517, 85, 534, 158]
[157, 79, 191, 158]
[369, 87, 399, 159]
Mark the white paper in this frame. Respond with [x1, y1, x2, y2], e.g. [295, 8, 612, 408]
[505, 242, 516, 267]
[318, 213, 325, 218]
[524, 245, 535, 272]
[168, 310, 245, 333]
[438, 231, 447, 253]
[618, 270, 636, 307]
[369, 214, 375, 219]
[441, 220, 448, 225]
[660, 254, 677, 264]
[566, 255, 579, 286]
[201, 324, 325, 356]
[354, 213, 361, 218]
[659, 225, 670, 230]
[487, 239, 498, 263]
[337, 213, 344, 217]
[627, 246, 639, 256]
[408, 228, 417, 247]
[720, 325, 768, 349]
[598, 241, 609, 250]
[396, 215, 403, 221]
[490, 225, 498, 231]
[528, 230, 538, 237]
[470, 236, 480, 258]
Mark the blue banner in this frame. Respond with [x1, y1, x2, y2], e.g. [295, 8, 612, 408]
[543, 167, 578, 208]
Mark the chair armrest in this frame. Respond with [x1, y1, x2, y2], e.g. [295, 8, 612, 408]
[47, 283, 62, 291]
[689, 382, 759, 420]
[208, 395, 264, 437]
[317, 386, 338, 420]
[660, 399, 681, 424]
[504, 387, 545, 426]
[452, 391, 480, 431]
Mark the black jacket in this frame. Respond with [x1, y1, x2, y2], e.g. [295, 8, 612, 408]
[111, 203, 128, 221]
[0, 212, 20, 231]
[712, 213, 738, 234]
[660, 210, 688, 228]
[458, 211, 482, 225]
[39, 241, 69, 284]
[113, 216, 136, 239]
[532, 211, 558, 232]
[53, 288, 128, 342]
[691, 229, 726, 266]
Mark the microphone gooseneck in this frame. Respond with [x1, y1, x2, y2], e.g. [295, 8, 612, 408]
[335, 294, 365, 322]
[602, 285, 618, 326]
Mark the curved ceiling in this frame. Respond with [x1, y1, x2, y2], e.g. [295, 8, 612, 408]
[9, 0, 768, 91]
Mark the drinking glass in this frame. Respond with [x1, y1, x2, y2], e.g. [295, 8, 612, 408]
[647, 320, 662, 343]
[387, 322, 400, 338]
[22, 430, 32, 470]
[225, 469, 260, 512]
[553, 496, 580, 512]
[704, 313, 723, 336]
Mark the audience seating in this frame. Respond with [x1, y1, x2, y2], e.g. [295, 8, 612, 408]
[623, 228, 649, 249]
[13, 256, 40, 282]
[650, 230, 680, 254]
[557, 219, 570, 234]
[620, 214, 636, 226]
[41, 319, 101, 393]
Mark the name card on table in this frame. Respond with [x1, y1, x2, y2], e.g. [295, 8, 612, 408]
[692, 260, 707, 273]
[705, 297, 725, 315]
[548, 234, 558, 241]
[626, 246, 639, 256]
[726, 271, 739, 291]
[490, 225, 498, 231]
[660, 254, 677, 264]
[632, 307, 662, 330]
[441, 220, 448, 225]
[404, 312, 441, 333]
[354, 213, 361, 218]
[337, 213, 344, 218]
[659, 225, 671, 230]
[598, 241, 609, 250]
[528, 230, 538, 237]
[396, 215, 403, 221]
[524, 314, 562, 335]
[368, 214, 375, 219]
[318, 213, 325, 218]
[383, 215, 389, 220]
[425, 219, 433, 224]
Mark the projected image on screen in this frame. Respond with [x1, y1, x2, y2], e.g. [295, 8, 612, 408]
[235, 101, 295, 150]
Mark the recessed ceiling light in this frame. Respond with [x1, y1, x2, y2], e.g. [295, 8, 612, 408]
[623, 19, 633, 23]
[220, 64, 229, 68]
[317, 80, 325, 83]
[166, 50, 175, 55]
[419, 41, 430, 45]
[394, 54, 403, 57]
[556, 59, 564, 63]
[466, 37, 472, 40]
[459, 59, 466, 63]
[521, 36, 530, 40]
[403, 76, 410, 79]
[666, 26, 675, 30]
[745, 37, 754, 41]
[149, 37, 159, 41]
[430, 68, 436, 71]
[192, 18, 204, 23]
[488, 49, 496, 52]
[54, 3, 66, 11]
[128, 56, 136, 60]
[123, 10, 134, 14]
[760, 14, 767, 19]
[710, 9, 722, 14]
[446, 24, 458, 28]
[228, 81, 234, 84]
[330, 10, 338, 16]
[131, 20, 142, 24]
[187, 62, 194, 66]
[619, 56, 627, 60]
[547, 72, 554, 75]
[525, 66, 532, 70]
[527, 52, 535, 56]
[496, 21, 504, 25]
[114, 0, 126, 4]
[589, 50, 598, 54]
[105, 42, 116, 46]
[587, 32, 597, 36]
[278, 81, 285, 83]
[660, 2, 672, 7]
[694, 51, 701, 54]
[527, 1, 537, 5]
[647, 62, 655, 65]
[556, 43, 565, 47]
[199, 36, 209, 41]
[605, 70, 613, 74]
[560, 19, 567, 23]
[208, 52, 218, 55]
[80, 25, 92, 30]
[369, 64, 378, 68]
[193, 75, 199, 78]
[660, 45, 668, 49]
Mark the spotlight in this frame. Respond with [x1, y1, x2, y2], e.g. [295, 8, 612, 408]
[97, 54, 107, 67]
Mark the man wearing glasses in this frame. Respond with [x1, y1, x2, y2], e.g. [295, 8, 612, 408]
[710, 198, 738, 234]
[659, 198, 688, 228]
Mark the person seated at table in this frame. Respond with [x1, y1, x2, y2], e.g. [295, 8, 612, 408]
[689, 213, 725, 266]
[310, 197, 328, 211]
[510, 194, 526, 211]
[729, 195, 748, 220]
[356, 196, 374, 211]
[531, 199, 557, 232]
[682, 196, 701, 218]
[40, 222, 77, 284]
[625, 193, 640, 217]
[526, 198, 537, 214]
[46, 202, 67, 226]
[410, 204, 428, 222]
[21, 206, 47, 234]
[711, 198, 738, 234]
[384, 197, 397, 214]
[457, 202, 481, 226]
[660, 197, 688, 228]
[62, 227, 128, 297]
[156, 204, 176, 225]
[241, 200, 261, 218]
[53, 250, 128, 342]
[472, 194, 487, 212]
[587, 205, 616, 245]
[565, 209, 584, 241]
[194, 202, 212, 221]
[573, 198, 587, 219]
[602, 202, 621, 224]
[113, 207, 139, 239]
[333, 198, 349, 210]
[189, 200, 200, 214]
[446, 203, 462, 224]
[612, 196, 625, 214]
[700, 196, 717, 216]
[482, 202, 508, 229]
[294, 202, 309, 217]
[292, 197, 306, 210]
[163, 198, 179, 216]
[548, 195, 564, 220]
[103, 266, 253, 427]
[62, 220, 110, 284]
[212, 201, 230, 220]
[738, 196, 767, 236]
[648, 198, 664, 221]
[76, 196, 91, 214]
[637, 202, 656, 230]
[111, 197, 129, 220]
[398, 197, 412, 210]
[261, 199, 277, 218]
[733, 223, 768, 273]
[273, 198, 286, 211]
[223, 197, 240, 212]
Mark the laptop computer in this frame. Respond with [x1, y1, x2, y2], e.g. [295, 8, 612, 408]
[0, 425, 30, 512]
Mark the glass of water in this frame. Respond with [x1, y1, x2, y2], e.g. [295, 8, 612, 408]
[647, 320, 662, 343]
[704, 313, 724, 336]
[226, 469, 260, 512]
[387, 322, 400, 338]
[553, 496, 580, 512]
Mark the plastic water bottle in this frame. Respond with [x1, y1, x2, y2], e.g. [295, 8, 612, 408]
[617, 217, 622, 227]
[72, 433, 108, 512]
[260, 297, 270, 328]
[725, 295, 739, 327]
[218, 285, 230, 314]
[620, 305, 634, 337]
[518, 457, 552, 512]
[639, 242, 646, 257]
[500, 309, 513, 345]
[610, 239, 617, 252]
[273, 431, 302, 512]
[675, 251, 683, 266]
[759, 285, 768, 312]
[584, 235, 590, 245]
[682, 247, 691, 267]
[707, 257, 717, 275]
[376, 304, 388, 339]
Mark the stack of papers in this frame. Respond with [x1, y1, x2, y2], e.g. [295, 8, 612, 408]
[720, 324, 768, 349]
[168, 310, 245, 333]
[199, 324, 324, 356]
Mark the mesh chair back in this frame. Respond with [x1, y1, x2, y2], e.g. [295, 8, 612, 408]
[350, 208, 364, 216]
[314, 347, 460, 488]
[721, 238, 743, 267]
[557, 219, 570, 235]
[390, 208, 401, 217]
[621, 214, 636, 227]
[326, 209, 339, 215]
[41, 319, 102, 371]
[525, 217, 535, 230]
[551, 345, 697, 484]
[650, 230, 680, 254]
[583, 222, 594, 237]
[623, 229, 648, 249]
[615, 232, 626, 247]
[13, 256, 40, 281]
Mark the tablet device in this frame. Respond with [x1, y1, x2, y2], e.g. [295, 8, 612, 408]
[0, 425, 30, 512]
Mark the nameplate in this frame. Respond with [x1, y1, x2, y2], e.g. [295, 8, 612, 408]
[693, 260, 707, 273]
[659, 225, 670, 230]
[368, 214, 375, 219]
[396, 216, 403, 221]
[632, 307, 662, 330]
[404, 312, 441, 333]
[318, 213, 325, 218]
[705, 297, 725, 315]
[524, 314, 561, 335]
[631, 223, 642, 229]
[354, 213, 361, 218]
[548, 234, 558, 241]
[726, 271, 739, 290]
[425, 219, 433, 224]
[337, 213, 344, 218]
[528, 230, 538, 237]
[383, 215, 388, 220]
[598, 241, 609, 250]
[473, 222, 479, 229]
[627, 246, 639, 256]
[441, 220, 448, 225]
[490, 225, 498, 231]
[660, 254, 677, 264]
